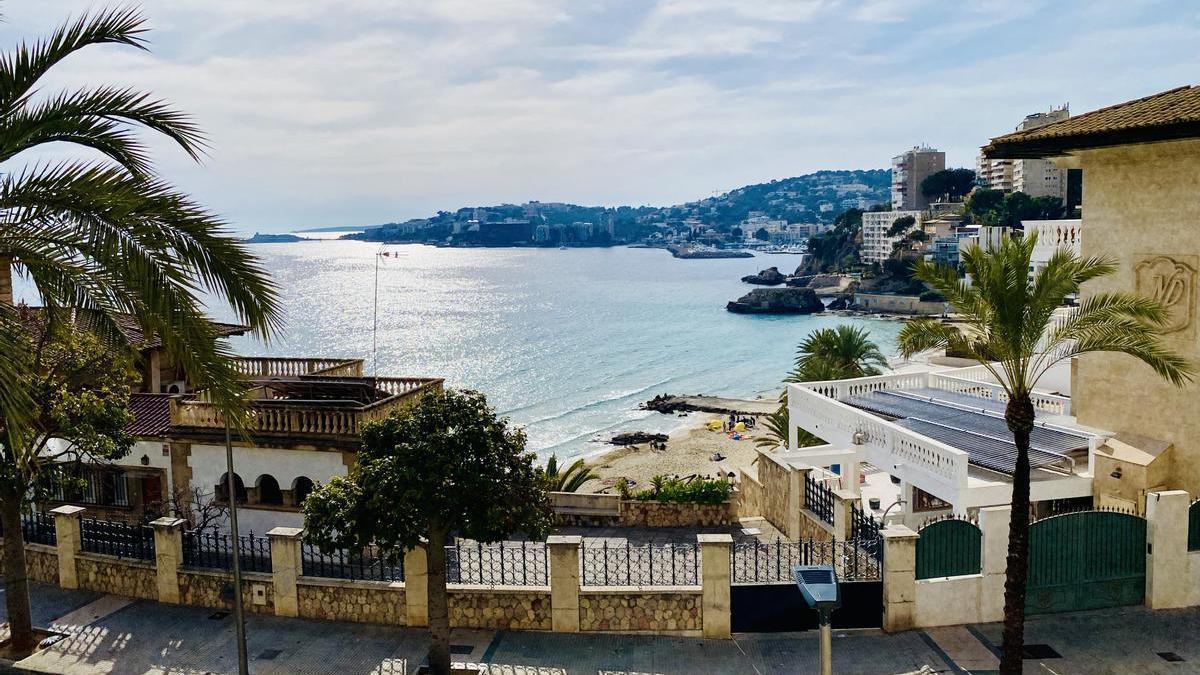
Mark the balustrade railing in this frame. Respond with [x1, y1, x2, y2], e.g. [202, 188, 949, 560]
[928, 372, 1071, 415]
[232, 357, 364, 379]
[797, 372, 930, 400]
[580, 541, 699, 587]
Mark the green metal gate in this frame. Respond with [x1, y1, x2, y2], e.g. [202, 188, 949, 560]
[916, 518, 982, 580]
[1026, 510, 1145, 615]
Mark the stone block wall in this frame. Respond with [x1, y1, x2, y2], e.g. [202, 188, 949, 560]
[178, 569, 276, 615]
[619, 501, 734, 528]
[736, 471, 764, 519]
[578, 589, 702, 633]
[449, 587, 551, 630]
[297, 579, 406, 625]
[798, 511, 834, 541]
[25, 545, 59, 584]
[76, 555, 157, 600]
[757, 452, 793, 534]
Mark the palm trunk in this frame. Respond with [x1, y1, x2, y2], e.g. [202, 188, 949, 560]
[425, 527, 451, 675]
[999, 395, 1035, 674]
[1, 491, 35, 653]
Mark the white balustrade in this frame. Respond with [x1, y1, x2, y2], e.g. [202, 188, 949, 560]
[927, 372, 1071, 416]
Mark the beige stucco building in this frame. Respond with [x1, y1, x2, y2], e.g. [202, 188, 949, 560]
[985, 85, 1200, 505]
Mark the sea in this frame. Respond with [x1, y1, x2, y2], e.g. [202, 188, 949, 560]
[213, 239, 903, 461]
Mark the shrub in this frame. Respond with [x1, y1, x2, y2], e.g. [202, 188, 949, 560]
[627, 475, 733, 505]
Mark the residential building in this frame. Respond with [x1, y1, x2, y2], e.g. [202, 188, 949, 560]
[1025, 218, 1082, 281]
[978, 106, 1070, 200]
[891, 146, 945, 210]
[984, 85, 1200, 506]
[861, 210, 923, 264]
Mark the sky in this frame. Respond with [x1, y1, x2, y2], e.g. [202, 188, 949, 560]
[3, 1, 1199, 233]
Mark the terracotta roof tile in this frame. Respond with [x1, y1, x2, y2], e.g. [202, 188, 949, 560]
[124, 393, 175, 438]
[983, 85, 1200, 158]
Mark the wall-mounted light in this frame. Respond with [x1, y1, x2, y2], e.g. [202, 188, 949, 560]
[140, 454, 150, 466]
[1110, 466, 1122, 479]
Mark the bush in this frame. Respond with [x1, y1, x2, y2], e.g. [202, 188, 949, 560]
[626, 475, 733, 505]
[919, 290, 945, 302]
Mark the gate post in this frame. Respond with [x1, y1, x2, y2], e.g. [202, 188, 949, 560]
[151, 517, 186, 604]
[404, 542, 429, 627]
[977, 505, 1010, 622]
[881, 525, 918, 632]
[833, 489, 856, 539]
[547, 535, 581, 633]
[698, 534, 732, 638]
[50, 505, 85, 590]
[1145, 490, 1190, 609]
[267, 527, 303, 617]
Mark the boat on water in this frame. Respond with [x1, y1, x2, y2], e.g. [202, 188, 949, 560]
[762, 244, 807, 255]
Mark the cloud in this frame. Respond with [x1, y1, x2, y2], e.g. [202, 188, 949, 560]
[0, 1, 1195, 230]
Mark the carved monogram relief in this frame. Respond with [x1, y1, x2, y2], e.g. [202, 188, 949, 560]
[1134, 255, 1197, 334]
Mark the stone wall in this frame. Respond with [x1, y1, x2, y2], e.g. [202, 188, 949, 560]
[757, 452, 793, 534]
[578, 589, 702, 633]
[449, 587, 551, 630]
[178, 569, 276, 615]
[798, 510, 835, 541]
[736, 470, 764, 519]
[619, 500, 734, 528]
[297, 579, 406, 625]
[25, 544, 59, 584]
[76, 554, 157, 600]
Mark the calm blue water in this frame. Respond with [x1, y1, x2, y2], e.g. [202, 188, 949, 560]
[215, 241, 901, 459]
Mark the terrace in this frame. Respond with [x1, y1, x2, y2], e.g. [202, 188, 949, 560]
[169, 356, 443, 441]
[785, 363, 1103, 517]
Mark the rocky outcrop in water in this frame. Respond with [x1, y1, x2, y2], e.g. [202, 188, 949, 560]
[826, 294, 851, 311]
[609, 431, 669, 446]
[726, 287, 825, 314]
[740, 266, 787, 285]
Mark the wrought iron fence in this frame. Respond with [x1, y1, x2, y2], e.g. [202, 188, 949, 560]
[1188, 499, 1200, 552]
[182, 529, 272, 573]
[445, 540, 548, 586]
[302, 541, 404, 582]
[580, 541, 699, 587]
[804, 474, 834, 525]
[731, 538, 882, 583]
[80, 518, 155, 560]
[21, 511, 56, 546]
[850, 502, 884, 562]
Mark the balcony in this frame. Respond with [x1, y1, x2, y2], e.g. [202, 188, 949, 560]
[170, 372, 443, 441]
[231, 356, 364, 379]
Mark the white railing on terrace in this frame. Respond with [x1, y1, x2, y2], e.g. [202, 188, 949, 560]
[927, 372, 1071, 416]
[787, 383, 969, 501]
[232, 357, 364, 379]
[798, 372, 929, 400]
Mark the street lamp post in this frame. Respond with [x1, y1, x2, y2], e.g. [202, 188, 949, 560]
[224, 421, 249, 675]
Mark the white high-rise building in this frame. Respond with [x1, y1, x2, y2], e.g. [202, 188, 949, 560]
[862, 210, 924, 263]
[978, 106, 1069, 200]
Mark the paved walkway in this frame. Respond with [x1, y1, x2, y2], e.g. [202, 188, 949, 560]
[2, 582, 1200, 673]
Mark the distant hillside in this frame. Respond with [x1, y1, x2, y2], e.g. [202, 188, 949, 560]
[342, 169, 890, 245]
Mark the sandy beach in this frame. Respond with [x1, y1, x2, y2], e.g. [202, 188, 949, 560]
[583, 411, 769, 493]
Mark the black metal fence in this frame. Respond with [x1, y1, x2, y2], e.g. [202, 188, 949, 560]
[302, 541, 404, 582]
[22, 511, 56, 546]
[81, 518, 155, 560]
[182, 529, 272, 573]
[731, 538, 882, 583]
[850, 503, 884, 562]
[445, 540, 548, 586]
[804, 474, 834, 525]
[580, 541, 699, 587]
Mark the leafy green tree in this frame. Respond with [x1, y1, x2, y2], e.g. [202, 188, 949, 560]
[965, 188, 1006, 224]
[304, 389, 553, 675]
[1030, 195, 1065, 220]
[886, 215, 917, 237]
[543, 455, 598, 492]
[753, 227, 770, 241]
[0, 9, 281, 651]
[897, 234, 1192, 675]
[920, 168, 976, 200]
[730, 226, 744, 239]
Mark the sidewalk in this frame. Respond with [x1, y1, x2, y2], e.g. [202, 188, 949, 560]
[2, 581, 1199, 674]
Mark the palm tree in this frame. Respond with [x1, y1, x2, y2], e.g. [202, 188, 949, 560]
[543, 455, 597, 492]
[896, 234, 1191, 675]
[791, 325, 889, 381]
[0, 9, 281, 651]
[756, 325, 888, 450]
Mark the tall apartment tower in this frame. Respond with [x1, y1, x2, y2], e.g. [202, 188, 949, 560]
[978, 106, 1070, 200]
[891, 146, 946, 210]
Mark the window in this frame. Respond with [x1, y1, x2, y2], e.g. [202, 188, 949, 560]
[216, 472, 247, 504]
[293, 476, 314, 507]
[52, 465, 129, 507]
[256, 475, 283, 506]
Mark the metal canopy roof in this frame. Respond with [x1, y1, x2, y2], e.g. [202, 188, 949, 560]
[843, 390, 1088, 476]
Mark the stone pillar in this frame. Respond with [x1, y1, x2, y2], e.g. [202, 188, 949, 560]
[151, 517, 186, 604]
[833, 489, 857, 540]
[267, 527, 304, 617]
[1145, 490, 1190, 609]
[844, 460, 862, 497]
[698, 534, 732, 639]
[977, 505, 1010, 622]
[881, 525, 918, 632]
[404, 543, 429, 627]
[49, 505, 85, 590]
[547, 535, 581, 633]
[787, 465, 811, 540]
